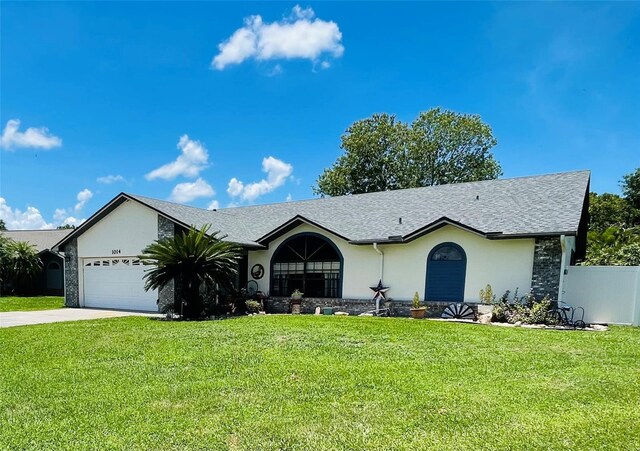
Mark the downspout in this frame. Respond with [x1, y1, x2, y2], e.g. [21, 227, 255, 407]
[558, 235, 567, 304]
[373, 243, 384, 311]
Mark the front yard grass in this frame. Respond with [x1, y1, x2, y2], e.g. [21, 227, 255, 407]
[1, 315, 639, 450]
[0, 296, 64, 312]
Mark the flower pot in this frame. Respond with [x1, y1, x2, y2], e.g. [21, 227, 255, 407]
[410, 307, 426, 319]
[477, 304, 494, 316]
[290, 298, 302, 314]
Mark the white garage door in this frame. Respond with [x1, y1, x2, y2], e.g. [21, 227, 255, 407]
[83, 257, 158, 311]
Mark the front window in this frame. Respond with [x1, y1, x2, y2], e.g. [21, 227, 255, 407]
[271, 234, 342, 298]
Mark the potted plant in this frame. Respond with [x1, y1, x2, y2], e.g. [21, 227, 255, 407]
[478, 284, 495, 316]
[410, 292, 426, 319]
[290, 289, 303, 314]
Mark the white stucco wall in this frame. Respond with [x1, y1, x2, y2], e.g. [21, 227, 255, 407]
[77, 200, 158, 258]
[77, 200, 159, 305]
[247, 223, 536, 302]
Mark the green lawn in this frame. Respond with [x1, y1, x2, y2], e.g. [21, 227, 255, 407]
[1, 316, 639, 450]
[0, 296, 64, 312]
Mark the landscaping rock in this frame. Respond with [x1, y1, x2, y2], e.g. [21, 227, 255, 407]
[514, 321, 522, 327]
[590, 324, 608, 331]
[478, 313, 492, 324]
[335, 311, 349, 316]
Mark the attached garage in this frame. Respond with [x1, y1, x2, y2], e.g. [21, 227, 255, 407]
[55, 198, 167, 312]
[82, 257, 157, 311]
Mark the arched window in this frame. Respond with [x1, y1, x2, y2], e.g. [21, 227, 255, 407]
[47, 261, 60, 270]
[271, 233, 342, 298]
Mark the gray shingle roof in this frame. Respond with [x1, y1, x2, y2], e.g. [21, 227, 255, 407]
[128, 170, 590, 246]
[1, 229, 73, 253]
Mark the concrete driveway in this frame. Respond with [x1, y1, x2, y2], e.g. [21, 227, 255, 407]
[0, 308, 160, 328]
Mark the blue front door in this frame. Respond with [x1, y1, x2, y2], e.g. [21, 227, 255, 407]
[425, 242, 466, 302]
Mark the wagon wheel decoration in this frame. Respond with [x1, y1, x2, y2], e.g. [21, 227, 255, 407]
[245, 280, 259, 297]
[441, 303, 475, 320]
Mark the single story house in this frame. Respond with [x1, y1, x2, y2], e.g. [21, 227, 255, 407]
[55, 170, 590, 315]
[2, 229, 72, 295]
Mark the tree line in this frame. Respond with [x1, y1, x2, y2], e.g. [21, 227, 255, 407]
[586, 168, 640, 265]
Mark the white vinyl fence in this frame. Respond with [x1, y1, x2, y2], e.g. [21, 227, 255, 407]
[564, 266, 640, 326]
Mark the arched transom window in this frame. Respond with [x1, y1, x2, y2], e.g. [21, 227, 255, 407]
[271, 233, 342, 298]
[431, 245, 464, 261]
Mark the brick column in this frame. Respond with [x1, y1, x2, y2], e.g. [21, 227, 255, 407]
[157, 216, 175, 312]
[531, 237, 562, 300]
[64, 238, 80, 307]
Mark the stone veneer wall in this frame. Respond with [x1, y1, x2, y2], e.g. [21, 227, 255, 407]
[265, 297, 461, 318]
[531, 237, 562, 300]
[64, 238, 80, 307]
[157, 216, 175, 312]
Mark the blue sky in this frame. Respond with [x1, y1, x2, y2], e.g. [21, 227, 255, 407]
[1, 2, 639, 229]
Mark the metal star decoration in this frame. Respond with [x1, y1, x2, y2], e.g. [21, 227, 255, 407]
[370, 280, 390, 301]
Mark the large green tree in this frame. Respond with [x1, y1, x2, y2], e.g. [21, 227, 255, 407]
[0, 219, 6, 231]
[584, 226, 640, 266]
[622, 168, 640, 225]
[583, 167, 640, 266]
[314, 108, 501, 196]
[588, 192, 630, 232]
[139, 226, 242, 319]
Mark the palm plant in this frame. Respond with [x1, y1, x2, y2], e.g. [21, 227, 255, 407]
[139, 225, 242, 319]
[5, 241, 42, 294]
[0, 234, 14, 290]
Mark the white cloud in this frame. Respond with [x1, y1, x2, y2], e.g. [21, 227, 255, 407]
[227, 178, 245, 197]
[0, 197, 54, 230]
[61, 216, 85, 227]
[267, 64, 283, 76]
[212, 5, 344, 70]
[227, 156, 293, 202]
[53, 208, 68, 222]
[0, 119, 62, 150]
[97, 174, 125, 184]
[169, 178, 215, 203]
[52, 208, 85, 227]
[286, 193, 293, 202]
[207, 200, 220, 210]
[74, 189, 93, 213]
[146, 135, 209, 181]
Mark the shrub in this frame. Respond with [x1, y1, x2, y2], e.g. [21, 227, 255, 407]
[479, 284, 495, 304]
[412, 292, 422, 309]
[525, 296, 552, 324]
[491, 289, 553, 325]
[245, 300, 261, 314]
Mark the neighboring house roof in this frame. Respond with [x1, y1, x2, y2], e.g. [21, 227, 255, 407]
[57, 170, 590, 250]
[2, 229, 73, 255]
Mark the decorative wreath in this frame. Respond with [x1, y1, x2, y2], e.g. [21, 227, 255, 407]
[251, 264, 264, 280]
